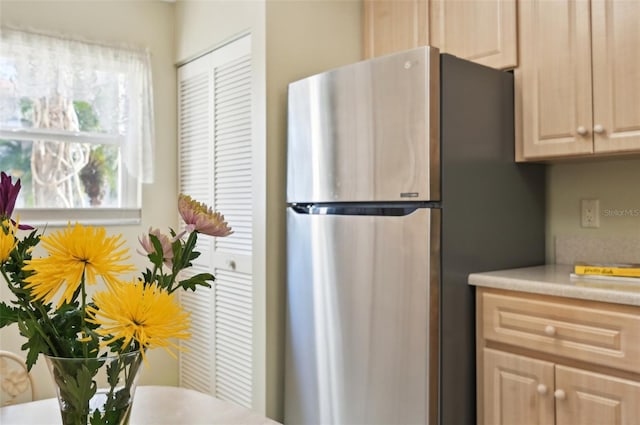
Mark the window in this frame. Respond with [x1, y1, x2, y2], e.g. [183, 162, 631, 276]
[0, 27, 154, 225]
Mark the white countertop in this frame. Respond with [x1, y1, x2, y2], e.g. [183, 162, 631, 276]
[0, 385, 280, 425]
[469, 264, 640, 307]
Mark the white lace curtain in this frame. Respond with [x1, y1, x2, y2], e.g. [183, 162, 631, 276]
[0, 27, 155, 184]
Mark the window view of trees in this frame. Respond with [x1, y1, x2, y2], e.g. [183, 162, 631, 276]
[0, 98, 120, 208]
[0, 139, 32, 205]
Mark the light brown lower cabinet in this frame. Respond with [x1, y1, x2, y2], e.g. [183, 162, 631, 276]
[477, 287, 640, 425]
[483, 348, 640, 425]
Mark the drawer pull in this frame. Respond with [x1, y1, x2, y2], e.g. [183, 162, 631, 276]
[537, 384, 548, 395]
[544, 325, 556, 336]
[554, 389, 566, 400]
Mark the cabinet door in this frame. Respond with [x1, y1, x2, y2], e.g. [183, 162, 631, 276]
[363, 0, 429, 59]
[518, 0, 594, 159]
[556, 365, 640, 425]
[431, 0, 517, 69]
[591, 0, 640, 154]
[178, 34, 255, 407]
[482, 348, 555, 425]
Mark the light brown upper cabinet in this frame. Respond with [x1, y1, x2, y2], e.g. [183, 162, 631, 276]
[363, 0, 430, 59]
[430, 0, 517, 69]
[363, 0, 517, 70]
[517, 0, 640, 160]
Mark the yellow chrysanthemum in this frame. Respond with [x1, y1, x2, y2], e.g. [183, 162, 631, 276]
[0, 219, 17, 263]
[86, 280, 191, 360]
[23, 223, 135, 307]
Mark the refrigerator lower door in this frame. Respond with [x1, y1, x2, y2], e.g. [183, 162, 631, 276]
[285, 207, 440, 425]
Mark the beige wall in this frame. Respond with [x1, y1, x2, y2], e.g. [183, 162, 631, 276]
[546, 157, 640, 262]
[0, 0, 178, 399]
[174, 0, 265, 62]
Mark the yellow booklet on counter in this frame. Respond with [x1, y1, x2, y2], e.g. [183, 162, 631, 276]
[573, 263, 640, 278]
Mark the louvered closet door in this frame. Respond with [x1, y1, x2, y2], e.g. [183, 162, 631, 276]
[177, 34, 253, 409]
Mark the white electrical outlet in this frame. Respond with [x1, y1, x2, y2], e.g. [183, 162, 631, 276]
[581, 199, 600, 228]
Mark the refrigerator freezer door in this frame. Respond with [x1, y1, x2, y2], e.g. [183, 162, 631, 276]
[287, 47, 440, 204]
[284, 207, 440, 424]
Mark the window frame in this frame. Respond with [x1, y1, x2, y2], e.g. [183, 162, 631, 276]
[0, 130, 142, 226]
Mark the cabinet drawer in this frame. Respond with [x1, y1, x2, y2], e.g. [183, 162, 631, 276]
[481, 290, 640, 374]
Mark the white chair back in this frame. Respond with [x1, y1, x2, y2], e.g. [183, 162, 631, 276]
[0, 350, 35, 406]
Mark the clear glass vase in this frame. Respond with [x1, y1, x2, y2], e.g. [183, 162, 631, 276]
[44, 351, 143, 425]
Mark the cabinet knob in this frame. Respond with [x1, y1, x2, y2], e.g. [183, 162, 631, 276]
[593, 124, 605, 134]
[554, 389, 566, 400]
[544, 325, 556, 336]
[537, 384, 548, 395]
[228, 260, 237, 271]
[576, 126, 588, 136]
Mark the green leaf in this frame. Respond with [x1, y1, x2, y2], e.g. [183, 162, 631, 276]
[171, 239, 183, 270]
[161, 274, 172, 287]
[18, 322, 48, 370]
[89, 410, 103, 425]
[141, 269, 154, 285]
[178, 273, 214, 291]
[52, 361, 99, 424]
[149, 234, 165, 264]
[106, 359, 121, 387]
[0, 302, 19, 327]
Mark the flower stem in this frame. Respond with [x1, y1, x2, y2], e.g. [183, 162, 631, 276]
[151, 263, 165, 291]
[168, 231, 198, 292]
[81, 270, 88, 359]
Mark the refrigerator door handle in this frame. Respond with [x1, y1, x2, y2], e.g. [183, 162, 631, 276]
[291, 203, 438, 217]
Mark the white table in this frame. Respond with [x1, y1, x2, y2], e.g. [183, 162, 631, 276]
[0, 385, 280, 424]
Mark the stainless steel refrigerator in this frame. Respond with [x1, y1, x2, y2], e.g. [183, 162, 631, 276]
[285, 47, 545, 425]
